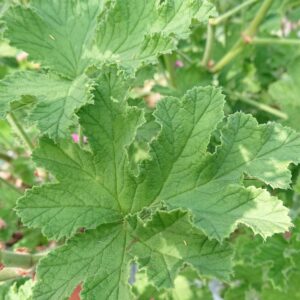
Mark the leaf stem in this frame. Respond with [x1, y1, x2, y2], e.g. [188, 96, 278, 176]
[245, 0, 274, 37]
[252, 37, 300, 45]
[6, 113, 34, 152]
[233, 95, 288, 120]
[0, 268, 23, 282]
[211, 0, 274, 73]
[163, 55, 177, 88]
[202, 22, 215, 67]
[0, 250, 46, 269]
[210, 0, 258, 26]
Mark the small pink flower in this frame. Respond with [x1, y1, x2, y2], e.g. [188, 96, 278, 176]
[175, 60, 184, 68]
[72, 133, 87, 144]
[72, 133, 80, 143]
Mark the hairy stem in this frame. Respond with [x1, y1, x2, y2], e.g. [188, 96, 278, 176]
[202, 22, 215, 67]
[0, 250, 46, 269]
[210, 0, 258, 25]
[7, 113, 34, 152]
[211, 0, 274, 73]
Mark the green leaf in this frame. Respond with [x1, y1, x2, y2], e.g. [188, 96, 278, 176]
[1, 0, 215, 138]
[18, 68, 299, 242]
[0, 71, 92, 139]
[94, 0, 216, 69]
[136, 108, 298, 240]
[261, 271, 300, 300]
[160, 113, 299, 240]
[4, 0, 103, 79]
[4, 0, 215, 73]
[6, 280, 33, 300]
[254, 235, 292, 290]
[17, 68, 143, 239]
[32, 211, 232, 300]
[185, 186, 292, 241]
[17, 67, 300, 298]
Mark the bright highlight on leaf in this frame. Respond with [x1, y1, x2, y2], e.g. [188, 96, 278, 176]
[16, 67, 300, 299]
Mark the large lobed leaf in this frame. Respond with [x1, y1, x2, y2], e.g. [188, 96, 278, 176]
[16, 67, 300, 299]
[0, 0, 215, 139]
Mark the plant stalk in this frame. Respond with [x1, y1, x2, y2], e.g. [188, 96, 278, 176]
[210, 0, 258, 26]
[245, 0, 274, 37]
[0, 250, 46, 269]
[163, 55, 177, 88]
[252, 37, 300, 45]
[211, 0, 274, 73]
[0, 268, 23, 282]
[6, 112, 34, 152]
[234, 95, 288, 120]
[202, 22, 215, 67]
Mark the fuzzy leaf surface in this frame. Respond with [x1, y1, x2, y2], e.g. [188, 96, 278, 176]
[0, 71, 92, 138]
[1, 0, 215, 138]
[18, 68, 299, 241]
[32, 211, 232, 300]
[17, 68, 300, 298]
[4, 0, 102, 78]
[4, 0, 215, 75]
[94, 0, 216, 69]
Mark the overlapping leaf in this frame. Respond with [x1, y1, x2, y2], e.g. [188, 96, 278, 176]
[16, 67, 300, 298]
[0, 71, 92, 139]
[1, 0, 101, 138]
[4, 0, 102, 78]
[0, 0, 215, 138]
[17, 67, 299, 241]
[33, 211, 231, 300]
[94, 0, 216, 69]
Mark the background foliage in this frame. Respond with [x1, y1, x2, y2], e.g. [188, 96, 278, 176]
[0, 0, 300, 299]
